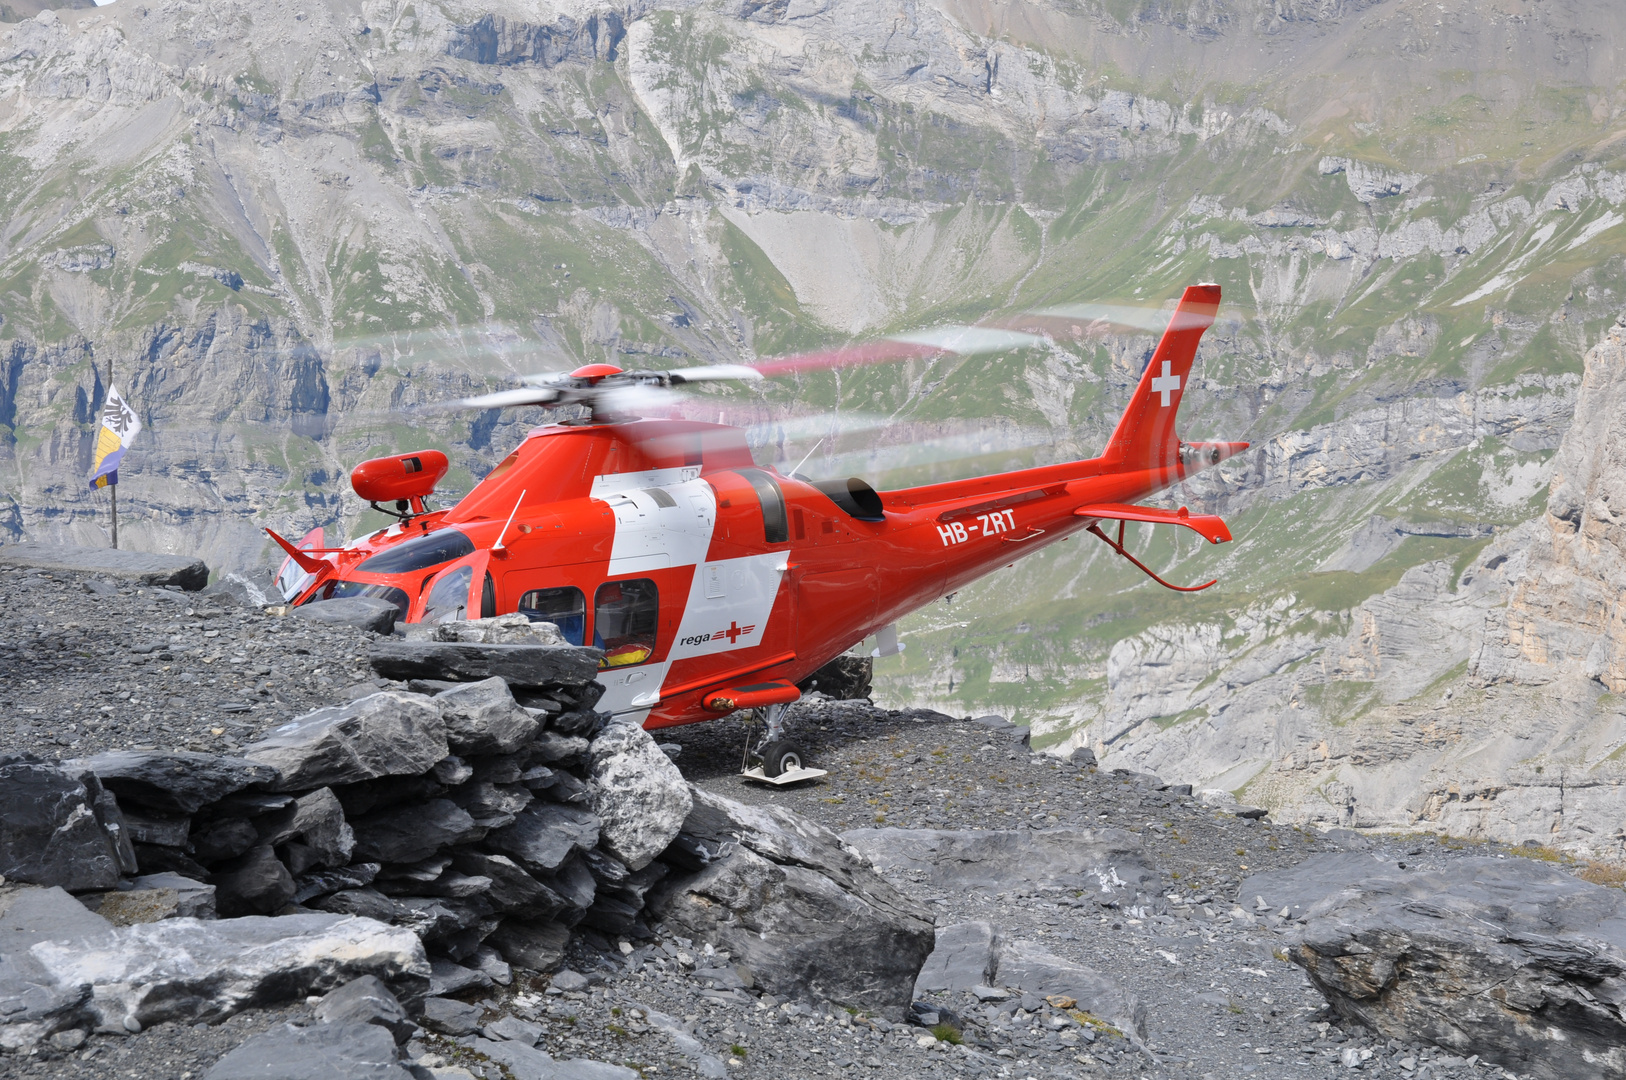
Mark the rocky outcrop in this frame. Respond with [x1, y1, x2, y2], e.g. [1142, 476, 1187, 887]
[914, 921, 1146, 1043]
[1474, 316, 1626, 691]
[0, 543, 207, 590]
[1287, 856, 1626, 1080]
[842, 826, 1160, 909]
[648, 789, 936, 1014]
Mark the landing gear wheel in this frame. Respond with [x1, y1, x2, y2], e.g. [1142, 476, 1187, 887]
[759, 740, 805, 778]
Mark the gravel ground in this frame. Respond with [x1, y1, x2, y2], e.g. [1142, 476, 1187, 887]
[0, 568, 1538, 1080]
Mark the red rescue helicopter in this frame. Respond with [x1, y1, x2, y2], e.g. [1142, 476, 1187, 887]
[268, 284, 1246, 776]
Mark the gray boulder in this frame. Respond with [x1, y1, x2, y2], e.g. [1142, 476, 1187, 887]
[0, 755, 135, 892]
[244, 693, 448, 792]
[649, 788, 935, 1014]
[314, 975, 416, 1044]
[210, 845, 296, 917]
[0, 885, 112, 1050]
[432, 614, 565, 646]
[351, 799, 482, 865]
[202, 1020, 415, 1079]
[257, 787, 356, 874]
[69, 750, 278, 815]
[586, 719, 692, 872]
[1239, 852, 1407, 923]
[0, 542, 207, 590]
[488, 919, 570, 972]
[419, 995, 482, 1035]
[451, 852, 564, 917]
[368, 639, 601, 688]
[290, 596, 400, 635]
[842, 826, 1160, 905]
[489, 804, 601, 875]
[1291, 856, 1626, 1080]
[436, 677, 540, 755]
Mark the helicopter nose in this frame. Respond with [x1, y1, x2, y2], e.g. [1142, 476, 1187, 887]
[569, 363, 624, 384]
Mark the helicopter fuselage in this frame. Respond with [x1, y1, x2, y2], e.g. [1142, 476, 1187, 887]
[287, 416, 1234, 729]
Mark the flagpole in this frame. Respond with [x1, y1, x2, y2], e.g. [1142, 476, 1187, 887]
[107, 356, 118, 549]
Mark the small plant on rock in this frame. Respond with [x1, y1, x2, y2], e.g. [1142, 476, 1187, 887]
[930, 1022, 963, 1045]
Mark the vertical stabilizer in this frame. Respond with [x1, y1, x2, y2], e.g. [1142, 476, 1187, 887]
[1100, 283, 1221, 474]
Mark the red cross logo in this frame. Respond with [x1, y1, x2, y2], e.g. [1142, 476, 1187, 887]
[724, 621, 744, 643]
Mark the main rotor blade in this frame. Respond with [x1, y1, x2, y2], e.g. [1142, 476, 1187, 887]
[446, 387, 562, 410]
[751, 324, 1044, 378]
[666, 364, 765, 384]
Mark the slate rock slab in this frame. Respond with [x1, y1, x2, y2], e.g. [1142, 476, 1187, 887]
[419, 995, 482, 1035]
[201, 1020, 415, 1079]
[368, 639, 602, 689]
[649, 788, 935, 1015]
[315, 975, 417, 1044]
[29, 912, 429, 1036]
[1290, 855, 1626, 1080]
[244, 692, 448, 791]
[69, 750, 278, 815]
[914, 921, 998, 995]
[489, 804, 601, 875]
[842, 826, 1160, 904]
[994, 939, 1146, 1044]
[0, 754, 135, 892]
[1239, 852, 1407, 923]
[585, 718, 692, 872]
[0, 542, 208, 590]
[0, 885, 113, 1049]
[435, 676, 539, 755]
[472, 1034, 639, 1080]
[290, 596, 400, 635]
[211, 845, 296, 917]
[487, 919, 570, 972]
[352, 799, 482, 865]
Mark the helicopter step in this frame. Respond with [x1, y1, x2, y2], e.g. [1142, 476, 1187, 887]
[741, 761, 828, 786]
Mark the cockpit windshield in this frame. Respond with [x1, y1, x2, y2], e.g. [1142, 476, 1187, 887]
[355, 529, 475, 575]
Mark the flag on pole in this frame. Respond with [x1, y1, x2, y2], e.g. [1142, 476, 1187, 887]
[89, 385, 141, 490]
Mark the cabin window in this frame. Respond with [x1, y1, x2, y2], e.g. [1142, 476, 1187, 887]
[355, 529, 474, 575]
[422, 565, 473, 624]
[307, 580, 410, 621]
[594, 579, 658, 668]
[518, 586, 586, 645]
[739, 469, 789, 544]
[481, 572, 497, 619]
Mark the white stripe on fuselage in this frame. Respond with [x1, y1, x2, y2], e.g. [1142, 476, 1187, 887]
[590, 469, 786, 718]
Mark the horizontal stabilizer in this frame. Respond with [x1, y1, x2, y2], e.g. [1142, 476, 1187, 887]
[1073, 503, 1233, 544]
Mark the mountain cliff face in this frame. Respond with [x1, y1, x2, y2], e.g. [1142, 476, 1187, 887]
[4, 0, 1626, 849]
